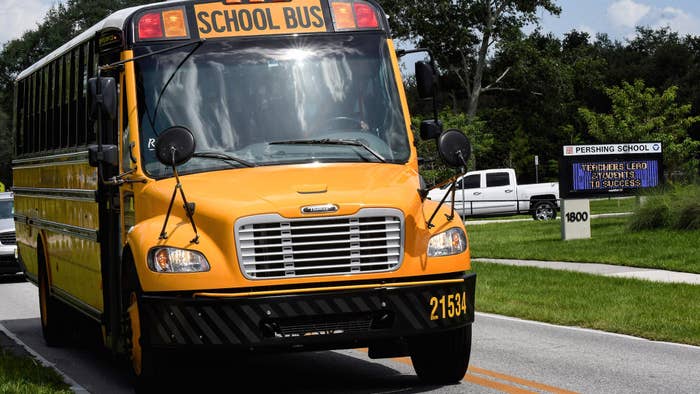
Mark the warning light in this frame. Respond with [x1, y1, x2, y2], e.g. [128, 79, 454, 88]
[354, 2, 379, 28]
[138, 12, 163, 40]
[163, 9, 188, 38]
[331, 1, 380, 31]
[137, 8, 190, 41]
[331, 2, 356, 30]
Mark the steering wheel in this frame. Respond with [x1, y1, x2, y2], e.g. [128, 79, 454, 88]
[315, 116, 367, 132]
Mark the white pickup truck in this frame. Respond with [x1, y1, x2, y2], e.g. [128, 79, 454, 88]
[427, 168, 560, 220]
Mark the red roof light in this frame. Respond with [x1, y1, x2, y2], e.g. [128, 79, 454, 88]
[138, 12, 164, 40]
[354, 2, 378, 29]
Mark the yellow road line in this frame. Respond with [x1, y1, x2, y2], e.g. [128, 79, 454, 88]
[357, 348, 577, 394]
[469, 366, 578, 394]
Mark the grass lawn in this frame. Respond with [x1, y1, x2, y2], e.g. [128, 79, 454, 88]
[466, 217, 700, 273]
[0, 348, 71, 393]
[589, 196, 637, 215]
[472, 261, 700, 346]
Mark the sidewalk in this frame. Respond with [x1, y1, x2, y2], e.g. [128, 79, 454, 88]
[472, 258, 700, 285]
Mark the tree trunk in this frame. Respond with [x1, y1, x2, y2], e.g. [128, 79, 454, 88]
[467, 5, 495, 118]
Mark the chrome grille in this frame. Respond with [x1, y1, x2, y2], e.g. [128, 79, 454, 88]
[0, 231, 16, 245]
[236, 209, 403, 279]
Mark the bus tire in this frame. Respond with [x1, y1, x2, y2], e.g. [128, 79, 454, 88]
[123, 261, 158, 391]
[409, 325, 472, 384]
[38, 246, 68, 347]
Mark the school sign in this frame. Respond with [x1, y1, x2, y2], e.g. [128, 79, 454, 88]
[559, 143, 663, 199]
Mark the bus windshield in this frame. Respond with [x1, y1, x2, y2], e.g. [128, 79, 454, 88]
[134, 33, 410, 178]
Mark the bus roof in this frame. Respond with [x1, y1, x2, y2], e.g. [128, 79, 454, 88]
[17, 0, 390, 81]
[17, 1, 173, 81]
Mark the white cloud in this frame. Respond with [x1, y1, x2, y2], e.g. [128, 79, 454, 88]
[654, 7, 700, 36]
[0, 0, 55, 45]
[576, 24, 597, 40]
[607, 0, 651, 28]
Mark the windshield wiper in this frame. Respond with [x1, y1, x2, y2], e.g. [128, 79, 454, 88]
[192, 151, 256, 168]
[270, 139, 387, 163]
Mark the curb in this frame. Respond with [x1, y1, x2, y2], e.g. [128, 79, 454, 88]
[0, 322, 89, 393]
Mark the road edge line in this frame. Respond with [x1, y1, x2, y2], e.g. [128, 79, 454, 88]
[0, 322, 89, 393]
[476, 312, 700, 350]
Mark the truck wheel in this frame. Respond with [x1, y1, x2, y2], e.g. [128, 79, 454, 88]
[409, 325, 472, 384]
[38, 248, 67, 346]
[532, 201, 556, 221]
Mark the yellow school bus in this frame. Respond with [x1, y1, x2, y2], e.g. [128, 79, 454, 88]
[12, 0, 475, 386]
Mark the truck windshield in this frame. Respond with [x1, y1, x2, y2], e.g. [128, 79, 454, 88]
[134, 33, 410, 178]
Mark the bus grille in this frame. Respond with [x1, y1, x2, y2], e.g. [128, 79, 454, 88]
[0, 232, 16, 245]
[235, 209, 403, 279]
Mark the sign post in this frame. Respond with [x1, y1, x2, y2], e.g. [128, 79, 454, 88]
[561, 199, 591, 240]
[559, 142, 663, 240]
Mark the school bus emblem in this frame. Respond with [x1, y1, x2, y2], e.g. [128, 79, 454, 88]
[301, 204, 339, 214]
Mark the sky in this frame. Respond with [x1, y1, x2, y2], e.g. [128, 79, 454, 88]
[2, 0, 700, 46]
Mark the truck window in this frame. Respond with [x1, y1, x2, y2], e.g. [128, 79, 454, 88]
[486, 172, 510, 187]
[462, 174, 480, 189]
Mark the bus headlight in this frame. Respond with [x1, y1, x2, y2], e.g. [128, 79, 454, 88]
[428, 228, 467, 257]
[148, 248, 210, 273]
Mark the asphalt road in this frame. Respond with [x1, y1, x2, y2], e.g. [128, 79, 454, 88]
[1, 277, 699, 394]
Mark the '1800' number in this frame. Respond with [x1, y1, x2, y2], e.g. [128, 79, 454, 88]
[566, 212, 589, 223]
[429, 292, 467, 320]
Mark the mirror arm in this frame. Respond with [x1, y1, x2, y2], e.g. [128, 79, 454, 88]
[102, 168, 146, 186]
[426, 176, 459, 229]
[447, 179, 457, 221]
[159, 149, 200, 244]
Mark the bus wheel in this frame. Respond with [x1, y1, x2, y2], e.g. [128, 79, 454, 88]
[409, 325, 471, 384]
[38, 250, 67, 346]
[125, 269, 157, 390]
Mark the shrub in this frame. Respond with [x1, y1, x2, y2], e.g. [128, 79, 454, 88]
[670, 185, 700, 230]
[628, 185, 700, 231]
[628, 194, 670, 230]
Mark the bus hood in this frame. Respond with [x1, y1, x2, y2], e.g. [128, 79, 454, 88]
[140, 163, 422, 221]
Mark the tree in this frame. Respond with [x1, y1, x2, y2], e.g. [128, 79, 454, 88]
[482, 29, 606, 181]
[414, 110, 494, 186]
[382, 0, 560, 116]
[579, 80, 700, 180]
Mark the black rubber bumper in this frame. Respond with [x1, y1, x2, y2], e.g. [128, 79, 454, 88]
[0, 255, 20, 275]
[139, 272, 476, 351]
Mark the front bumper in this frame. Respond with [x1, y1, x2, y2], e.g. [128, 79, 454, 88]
[139, 272, 476, 352]
[0, 245, 19, 275]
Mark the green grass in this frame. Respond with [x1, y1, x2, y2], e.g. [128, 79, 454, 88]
[589, 196, 637, 215]
[0, 348, 71, 394]
[467, 217, 700, 273]
[472, 262, 700, 345]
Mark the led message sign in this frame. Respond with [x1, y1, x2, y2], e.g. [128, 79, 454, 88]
[559, 143, 663, 198]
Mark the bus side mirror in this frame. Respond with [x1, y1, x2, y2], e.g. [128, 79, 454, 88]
[88, 144, 119, 167]
[420, 119, 443, 140]
[438, 129, 471, 168]
[88, 77, 117, 121]
[155, 126, 196, 166]
[415, 61, 435, 99]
